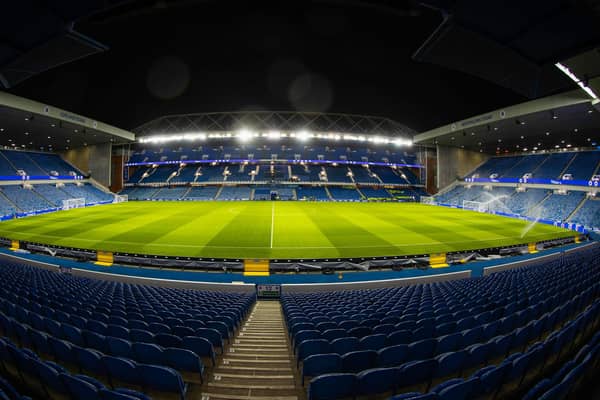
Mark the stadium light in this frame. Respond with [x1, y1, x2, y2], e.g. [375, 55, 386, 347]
[237, 129, 254, 142]
[555, 62, 598, 99]
[296, 130, 311, 141]
[268, 130, 281, 140]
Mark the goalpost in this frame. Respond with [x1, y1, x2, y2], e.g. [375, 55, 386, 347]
[62, 198, 85, 210]
[462, 200, 489, 213]
[420, 196, 436, 205]
[114, 194, 128, 203]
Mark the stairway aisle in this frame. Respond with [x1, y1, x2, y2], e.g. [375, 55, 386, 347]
[198, 300, 303, 400]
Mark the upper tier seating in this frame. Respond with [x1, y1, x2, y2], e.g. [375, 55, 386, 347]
[470, 151, 600, 181]
[534, 152, 576, 179]
[126, 163, 422, 187]
[349, 166, 380, 184]
[502, 154, 548, 178]
[0, 150, 82, 178]
[226, 165, 253, 182]
[325, 167, 352, 183]
[128, 144, 419, 165]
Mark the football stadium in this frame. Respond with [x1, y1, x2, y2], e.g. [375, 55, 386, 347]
[0, 1, 599, 400]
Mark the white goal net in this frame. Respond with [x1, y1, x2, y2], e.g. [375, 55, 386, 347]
[62, 198, 85, 210]
[462, 200, 488, 213]
[420, 196, 436, 205]
[114, 194, 128, 203]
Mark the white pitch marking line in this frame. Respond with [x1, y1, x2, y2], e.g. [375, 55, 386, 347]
[270, 201, 275, 248]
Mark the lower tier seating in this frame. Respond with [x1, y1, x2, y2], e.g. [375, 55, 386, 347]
[0, 262, 255, 400]
[281, 245, 600, 399]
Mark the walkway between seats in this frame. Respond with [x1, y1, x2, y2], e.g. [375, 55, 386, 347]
[198, 300, 303, 400]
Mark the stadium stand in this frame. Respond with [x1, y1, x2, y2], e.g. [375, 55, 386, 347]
[121, 143, 425, 204]
[296, 186, 330, 201]
[0, 150, 82, 178]
[570, 197, 600, 229]
[0, 261, 255, 400]
[469, 151, 600, 181]
[127, 144, 420, 165]
[328, 187, 362, 201]
[217, 186, 252, 200]
[184, 186, 219, 200]
[359, 187, 393, 199]
[433, 150, 600, 230]
[282, 245, 600, 400]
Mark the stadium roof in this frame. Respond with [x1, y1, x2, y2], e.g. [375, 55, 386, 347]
[414, 90, 600, 154]
[135, 111, 415, 138]
[0, 91, 134, 152]
[1, 0, 599, 136]
[415, 0, 600, 98]
[0, 0, 130, 88]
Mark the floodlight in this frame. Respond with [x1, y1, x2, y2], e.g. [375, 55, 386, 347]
[296, 131, 311, 141]
[268, 131, 281, 140]
[238, 129, 254, 142]
[555, 62, 598, 99]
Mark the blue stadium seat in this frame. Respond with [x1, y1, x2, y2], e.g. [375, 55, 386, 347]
[137, 364, 187, 400]
[107, 337, 133, 359]
[163, 347, 204, 383]
[378, 343, 409, 368]
[298, 339, 330, 366]
[62, 373, 101, 400]
[341, 350, 378, 373]
[132, 342, 163, 365]
[357, 367, 397, 396]
[307, 373, 357, 400]
[302, 353, 342, 385]
[182, 336, 216, 366]
[103, 356, 142, 391]
[359, 334, 387, 351]
[330, 337, 360, 355]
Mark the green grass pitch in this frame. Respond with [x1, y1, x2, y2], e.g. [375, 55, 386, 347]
[0, 201, 575, 259]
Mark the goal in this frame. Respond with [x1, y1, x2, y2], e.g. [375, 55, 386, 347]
[420, 196, 436, 205]
[114, 194, 128, 203]
[462, 200, 488, 213]
[62, 198, 85, 210]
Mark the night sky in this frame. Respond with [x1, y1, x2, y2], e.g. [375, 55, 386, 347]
[9, 0, 525, 133]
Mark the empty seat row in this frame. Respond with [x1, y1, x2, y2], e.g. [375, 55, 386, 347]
[0, 336, 186, 400]
[306, 299, 600, 400]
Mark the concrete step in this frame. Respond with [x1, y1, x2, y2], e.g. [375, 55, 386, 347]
[230, 347, 289, 353]
[231, 341, 288, 348]
[234, 339, 288, 345]
[208, 382, 295, 390]
[222, 357, 292, 365]
[214, 365, 293, 373]
[199, 392, 298, 400]
[225, 351, 291, 360]
[213, 373, 294, 380]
